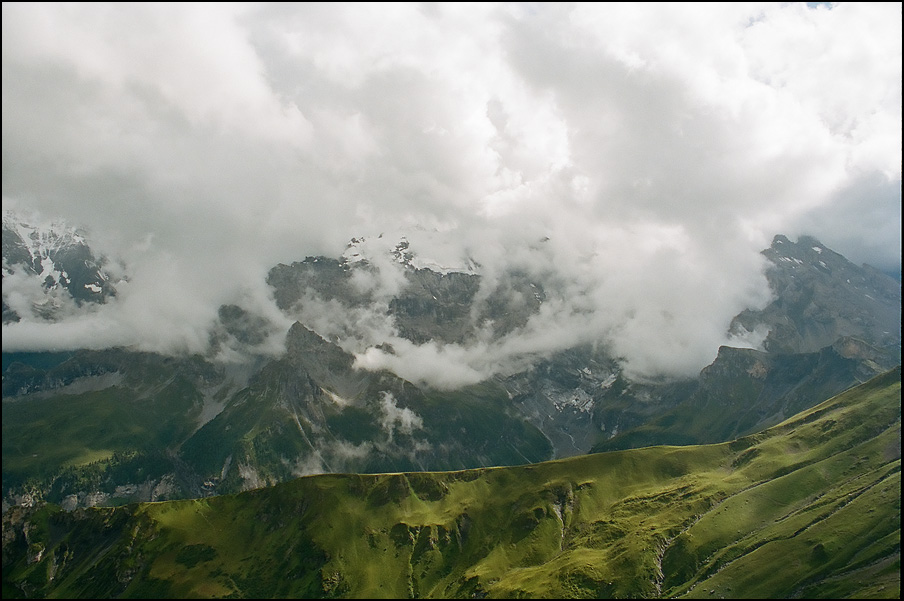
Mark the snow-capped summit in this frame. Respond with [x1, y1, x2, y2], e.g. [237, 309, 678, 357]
[340, 234, 478, 275]
[2, 211, 119, 323]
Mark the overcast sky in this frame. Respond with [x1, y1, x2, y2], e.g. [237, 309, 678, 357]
[2, 2, 901, 384]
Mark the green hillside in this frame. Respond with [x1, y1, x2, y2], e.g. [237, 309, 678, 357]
[3, 367, 900, 599]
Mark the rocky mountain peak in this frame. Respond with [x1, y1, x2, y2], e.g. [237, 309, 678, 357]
[340, 234, 478, 275]
[2, 212, 120, 323]
[731, 234, 901, 355]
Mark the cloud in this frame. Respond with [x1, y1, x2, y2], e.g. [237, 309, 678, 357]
[2, 3, 900, 383]
[378, 392, 424, 439]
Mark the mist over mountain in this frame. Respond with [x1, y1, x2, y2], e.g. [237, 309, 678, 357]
[2, 220, 900, 511]
[2, 3, 900, 378]
[1, 210, 779, 383]
[4, 209, 898, 390]
[1, 212, 120, 324]
[2, 5, 900, 598]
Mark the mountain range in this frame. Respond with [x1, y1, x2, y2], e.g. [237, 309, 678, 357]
[2, 212, 900, 513]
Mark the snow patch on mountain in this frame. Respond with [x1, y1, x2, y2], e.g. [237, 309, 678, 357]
[2, 210, 121, 324]
[3, 211, 89, 264]
[341, 234, 478, 275]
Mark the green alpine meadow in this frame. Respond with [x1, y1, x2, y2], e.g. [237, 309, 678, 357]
[3, 366, 899, 599]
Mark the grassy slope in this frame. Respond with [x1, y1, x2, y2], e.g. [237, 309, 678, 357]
[2, 375, 202, 491]
[3, 367, 900, 599]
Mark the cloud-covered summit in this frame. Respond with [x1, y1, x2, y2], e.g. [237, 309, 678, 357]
[2, 3, 900, 383]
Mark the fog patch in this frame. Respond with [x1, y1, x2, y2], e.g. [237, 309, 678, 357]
[378, 392, 424, 439]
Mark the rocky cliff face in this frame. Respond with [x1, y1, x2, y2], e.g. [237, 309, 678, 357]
[730, 234, 901, 355]
[266, 237, 544, 347]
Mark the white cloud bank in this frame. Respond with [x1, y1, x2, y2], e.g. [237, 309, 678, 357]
[2, 2, 900, 383]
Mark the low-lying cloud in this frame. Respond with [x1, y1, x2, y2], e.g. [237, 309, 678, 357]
[2, 3, 900, 384]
